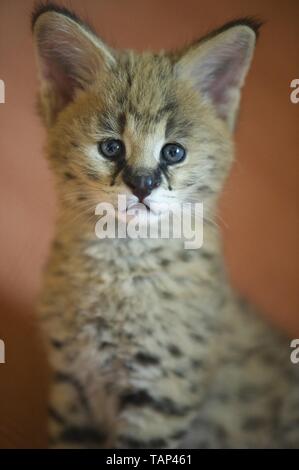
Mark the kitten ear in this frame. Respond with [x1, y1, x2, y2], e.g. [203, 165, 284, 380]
[174, 19, 261, 131]
[32, 5, 115, 125]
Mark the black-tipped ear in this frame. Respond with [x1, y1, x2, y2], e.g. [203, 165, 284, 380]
[32, 3, 115, 126]
[175, 19, 262, 131]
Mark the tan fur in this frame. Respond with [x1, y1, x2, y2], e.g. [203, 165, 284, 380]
[32, 5, 299, 448]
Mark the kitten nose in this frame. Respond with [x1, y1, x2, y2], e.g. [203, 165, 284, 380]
[123, 167, 161, 201]
[127, 175, 155, 201]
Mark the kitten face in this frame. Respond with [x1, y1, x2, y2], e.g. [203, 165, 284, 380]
[49, 53, 231, 222]
[32, 5, 259, 225]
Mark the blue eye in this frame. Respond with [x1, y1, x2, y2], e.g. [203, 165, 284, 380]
[99, 139, 125, 159]
[161, 143, 186, 165]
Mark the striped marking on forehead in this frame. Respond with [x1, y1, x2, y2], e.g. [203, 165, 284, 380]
[126, 103, 194, 141]
[126, 101, 175, 132]
[98, 54, 194, 140]
[98, 100, 194, 142]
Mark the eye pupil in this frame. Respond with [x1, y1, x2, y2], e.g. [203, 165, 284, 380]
[99, 139, 124, 159]
[107, 142, 117, 153]
[161, 143, 186, 165]
[169, 147, 178, 157]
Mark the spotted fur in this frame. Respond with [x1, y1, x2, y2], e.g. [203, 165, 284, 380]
[32, 3, 299, 448]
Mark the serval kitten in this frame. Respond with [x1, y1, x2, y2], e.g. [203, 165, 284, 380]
[32, 3, 299, 448]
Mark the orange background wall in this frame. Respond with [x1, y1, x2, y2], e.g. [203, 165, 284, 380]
[0, 0, 298, 448]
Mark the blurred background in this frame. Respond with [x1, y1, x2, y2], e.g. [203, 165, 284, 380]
[0, 0, 298, 448]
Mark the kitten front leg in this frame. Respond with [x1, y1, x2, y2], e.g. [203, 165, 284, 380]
[48, 334, 203, 448]
[47, 340, 200, 449]
[115, 402, 198, 449]
[48, 365, 114, 448]
[112, 353, 208, 448]
[48, 372, 102, 447]
[39, 257, 214, 449]
[42, 320, 118, 448]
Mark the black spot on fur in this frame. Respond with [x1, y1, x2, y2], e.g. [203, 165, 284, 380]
[190, 332, 206, 343]
[126, 71, 132, 88]
[50, 338, 64, 349]
[52, 240, 62, 249]
[161, 290, 174, 300]
[59, 426, 107, 444]
[77, 195, 87, 201]
[64, 171, 76, 180]
[55, 371, 91, 414]
[86, 171, 100, 181]
[135, 351, 160, 365]
[179, 251, 192, 262]
[49, 406, 65, 425]
[200, 250, 214, 260]
[118, 435, 167, 449]
[191, 358, 203, 368]
[120, 389, 192, 416]
[160, 258, 171, 267]
[171, 428, 188, 440]
[173, 369, 185, 378]
[198, 185, 213, 193]
[118, 112, 127, 134]
[242, 416, 267, 431]
[168, 344, 182, 357]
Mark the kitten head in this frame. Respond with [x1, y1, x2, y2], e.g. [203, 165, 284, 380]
[32, 4, 260, 225]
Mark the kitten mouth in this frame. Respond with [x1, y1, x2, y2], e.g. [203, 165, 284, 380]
[116, 198, 162, 223]
[126, 200, 153, 214]
[115, 194, 170, 224]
